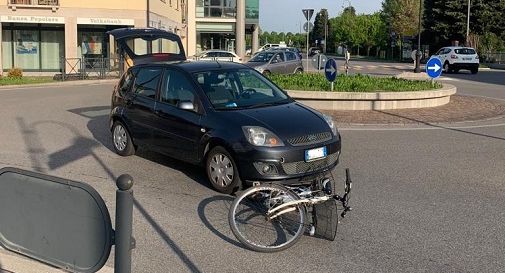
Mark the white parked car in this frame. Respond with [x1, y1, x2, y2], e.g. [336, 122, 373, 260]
[196, 50, 242, 63]
[435, 47, 479, 74]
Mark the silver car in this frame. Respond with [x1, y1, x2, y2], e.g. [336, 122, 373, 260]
[245, 50, 303, 75]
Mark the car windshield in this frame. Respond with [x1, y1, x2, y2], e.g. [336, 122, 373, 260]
[455, 48, 476, 55]
[249, 52, 276, 62]
[193, 69, 291, 110]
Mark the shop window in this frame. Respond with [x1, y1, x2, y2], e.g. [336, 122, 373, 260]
[2, 30, 13, 70]
[13, 30, 40, 70]
[41, 30, 64, 69]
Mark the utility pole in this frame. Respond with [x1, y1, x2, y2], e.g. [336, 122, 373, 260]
[415, 0, 422, 73]
[466, 0, 471, 46]
[324, 14, 328, 54]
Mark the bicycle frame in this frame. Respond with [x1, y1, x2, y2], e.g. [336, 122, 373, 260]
[267, 168, 353, 221]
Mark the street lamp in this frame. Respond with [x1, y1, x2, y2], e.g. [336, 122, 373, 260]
[414, 0, 422, 73]
[466, 0, 471, 46]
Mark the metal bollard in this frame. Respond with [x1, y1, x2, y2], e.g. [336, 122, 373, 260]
[115, 174, 135, 273]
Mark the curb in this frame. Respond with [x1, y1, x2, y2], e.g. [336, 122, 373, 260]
[0, 79, 117, 89]
[288, 84, 456, 111]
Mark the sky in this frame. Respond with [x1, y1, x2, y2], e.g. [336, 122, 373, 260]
[259, 0, 383, 33]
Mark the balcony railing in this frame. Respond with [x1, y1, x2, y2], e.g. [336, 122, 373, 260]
[8, 0, 59, 10]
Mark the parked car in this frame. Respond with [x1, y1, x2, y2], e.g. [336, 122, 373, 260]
[308, 47, 322, 57]
[245, 50, 303, 75]
[267, 47, 303, 60]
[435, 46, 479, 74]
[196, 50, 242, 63]
[109, 28, 341, 194]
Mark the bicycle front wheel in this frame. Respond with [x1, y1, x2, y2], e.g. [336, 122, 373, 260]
[228, 184, 306, 252]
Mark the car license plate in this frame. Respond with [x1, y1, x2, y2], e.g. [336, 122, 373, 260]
[463, 58, 472, 61]
[305, 147, 327, 162]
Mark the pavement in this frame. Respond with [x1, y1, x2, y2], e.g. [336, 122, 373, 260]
[0, 61, 504, 273]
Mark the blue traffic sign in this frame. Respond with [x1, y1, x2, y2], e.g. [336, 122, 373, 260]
[426, 56, 443, 79]
[325, 58, 337, 82]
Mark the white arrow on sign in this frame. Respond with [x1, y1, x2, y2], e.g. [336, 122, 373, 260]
[428, 63, 441, 73]
[327, 65, 336, 75]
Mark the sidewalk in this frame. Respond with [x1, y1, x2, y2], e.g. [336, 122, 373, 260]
[0, 79, 117, 90]
[0, 248, 113, 273]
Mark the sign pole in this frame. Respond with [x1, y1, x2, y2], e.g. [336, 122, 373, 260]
[306, 16, 309, 72]
[331, 82, 334, 91]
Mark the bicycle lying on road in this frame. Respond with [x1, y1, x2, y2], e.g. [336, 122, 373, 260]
[228, 169, 353, 252]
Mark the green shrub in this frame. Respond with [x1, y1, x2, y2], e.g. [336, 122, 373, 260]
[7, 68, 23, 79]
[267, 73, 442, 92]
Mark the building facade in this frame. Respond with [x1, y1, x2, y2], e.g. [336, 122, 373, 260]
[0, 0, 258, 74]
[0, 0, 184, 73]
[185, 0, 259, 57]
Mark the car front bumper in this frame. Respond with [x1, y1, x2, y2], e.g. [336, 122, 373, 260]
[234, 134, 342, 186]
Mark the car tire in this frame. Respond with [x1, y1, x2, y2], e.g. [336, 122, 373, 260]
[471, 68, 478, 74]
[443, 62, 452, 73]
[112, 121, 136, 156]
[295, 68, 303, 74]
[206, 146, 242, 194]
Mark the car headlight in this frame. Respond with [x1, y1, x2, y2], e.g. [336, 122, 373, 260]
[322, 114, 338, 136]
[242, 126, 284, 147]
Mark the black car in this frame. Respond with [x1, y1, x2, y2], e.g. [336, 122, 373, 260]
[109, 28, 341, 194]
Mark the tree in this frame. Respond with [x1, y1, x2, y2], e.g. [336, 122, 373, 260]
[343, 6, 356, 15]
[310, 9, 329, 48]
[382, 0, 420, 37]
[424, 0, 505, 52]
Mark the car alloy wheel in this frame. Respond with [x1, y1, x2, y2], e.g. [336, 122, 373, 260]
[209, 153, 234, 187]
[113, 124, 128, 152]
[111, 121, 135, 156]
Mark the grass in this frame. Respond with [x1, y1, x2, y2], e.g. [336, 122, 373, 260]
[267, 73, 442, 92]
[0, 77, 55, 86]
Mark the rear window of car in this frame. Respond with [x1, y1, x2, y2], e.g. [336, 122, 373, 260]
[455, 48, 476, 55]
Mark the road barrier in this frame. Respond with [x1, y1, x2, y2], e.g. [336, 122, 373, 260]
[59, 57, 122, 81]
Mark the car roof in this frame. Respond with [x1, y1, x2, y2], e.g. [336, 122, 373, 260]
[131, 61, 249, 73]
[444, 46, 476, 50]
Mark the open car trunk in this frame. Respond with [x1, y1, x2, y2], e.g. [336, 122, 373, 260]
[107, 28, 186, 67]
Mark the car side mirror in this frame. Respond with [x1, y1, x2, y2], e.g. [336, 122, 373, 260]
[177, 100, 195, 111]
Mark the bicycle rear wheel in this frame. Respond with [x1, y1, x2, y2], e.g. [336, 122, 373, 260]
[229, 184, 306, 252]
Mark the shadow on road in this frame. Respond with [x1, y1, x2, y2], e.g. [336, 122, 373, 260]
[197, 196, 244, 249]
[16, 111, 205, 273]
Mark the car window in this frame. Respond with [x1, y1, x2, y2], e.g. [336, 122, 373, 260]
[455, 48, 476, 55]
[206, 52, 217, 57]
[194, 69, 290, 110]
[444, 48, 452, 54]
[224, 52, 234, 57]
[160, 69, 198, 111]
[133, 67, 162, 99]
[286, 52, 297, 61]
[249, 52, 276, 62]
[272, 53, 285, 63]
[118, 70, 134, 95]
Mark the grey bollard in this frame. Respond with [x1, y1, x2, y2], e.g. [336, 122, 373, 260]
[115, 174, 134, 273]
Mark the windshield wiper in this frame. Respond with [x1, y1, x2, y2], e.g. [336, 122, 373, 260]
[242, 100, 291, 109]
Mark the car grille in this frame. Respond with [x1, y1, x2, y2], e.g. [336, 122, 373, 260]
[281, 152, 339, 175]
[287, 132, 333, 146]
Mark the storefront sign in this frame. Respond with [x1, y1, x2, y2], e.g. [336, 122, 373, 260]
[0, 15, 64, 24]
[77, 18, 134, 26]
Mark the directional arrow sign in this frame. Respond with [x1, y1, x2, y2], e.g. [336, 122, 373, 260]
[426, 56, 443, 79]
[325, 58, 337, 82]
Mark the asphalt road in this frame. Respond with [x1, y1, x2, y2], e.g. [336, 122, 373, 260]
[0, 68, 504, 273]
